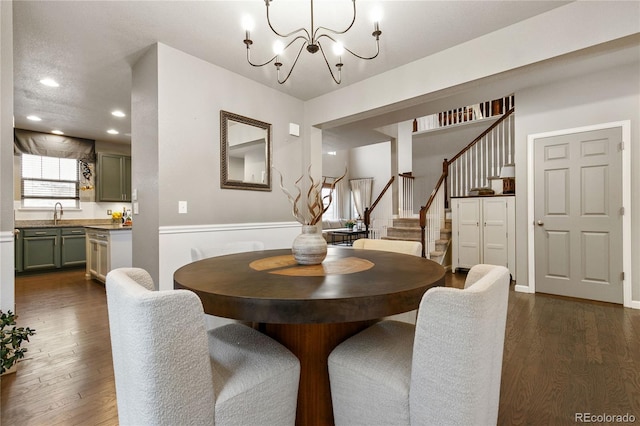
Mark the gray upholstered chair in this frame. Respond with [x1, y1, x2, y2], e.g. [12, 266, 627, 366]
[191, 240, 265, 329]
[106, 267, 300, 426]
[328, 264, 510, 426]
[352, 238, 422, 257]
[353, 238, 423, 323]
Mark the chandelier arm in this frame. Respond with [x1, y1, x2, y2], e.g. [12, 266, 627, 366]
[317, 42, 342, 84]
[315, 33, 380, 61]
[246, 35, 308, 68]
[266, 1, 311, 40]
[276, 42, 307, 84]
[342, 39, 380, 61]
[246, 48, 277, 68]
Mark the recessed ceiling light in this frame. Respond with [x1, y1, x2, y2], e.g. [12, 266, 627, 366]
[40, 78, 59, 87]
[27, 115, 42, 121]
[111, 110, 126, 118]
[51, 130, 64, 135]
[107, 129, 119, 135]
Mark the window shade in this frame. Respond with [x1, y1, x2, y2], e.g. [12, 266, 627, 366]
[14, 128, 95, 160]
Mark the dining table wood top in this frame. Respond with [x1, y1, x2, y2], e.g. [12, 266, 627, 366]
[173, 247, 446, 324]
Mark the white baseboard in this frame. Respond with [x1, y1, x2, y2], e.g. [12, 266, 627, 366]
[515, 284, 534, 294]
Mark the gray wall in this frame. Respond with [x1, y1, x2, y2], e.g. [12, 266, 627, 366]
[0, 0, 14, 311]
[131, 44, 161, 286]
[349, 142, 393, 221]
[131, 43, 305, 284]
[515, 62, 640, 298]
[412, 120, 495, 210]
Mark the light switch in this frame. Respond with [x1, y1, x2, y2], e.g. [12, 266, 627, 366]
[289, 123, 300, 137]
[178, 201, 188, 214]
[133, 202, 139, 215]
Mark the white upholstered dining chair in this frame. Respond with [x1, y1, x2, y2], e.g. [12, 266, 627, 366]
[106, 267, 300, 426]
[352, 238, 423, 323]
[191, 240, 265, 329]
[328, 264, 510, 426]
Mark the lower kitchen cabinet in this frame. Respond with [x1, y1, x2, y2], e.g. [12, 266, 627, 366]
[61, 228, 88, 267]
[85, 226, 132, 283]
[18, 227, 86, 272]
[22, 228, 59, 271]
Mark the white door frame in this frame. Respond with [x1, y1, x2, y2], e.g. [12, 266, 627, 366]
[526, 121, 635, 308]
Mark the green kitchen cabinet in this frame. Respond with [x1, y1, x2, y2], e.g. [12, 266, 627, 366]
[60, 227, 86, 267]
[15, 229, 23, 272]
[97, 153, 131, 202]
[17, 227, 86, 272]
[22, 228, 59, 271]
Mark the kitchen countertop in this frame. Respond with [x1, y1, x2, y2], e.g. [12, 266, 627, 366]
[15, 219, 113, 228]
[85, 224, 132, 231]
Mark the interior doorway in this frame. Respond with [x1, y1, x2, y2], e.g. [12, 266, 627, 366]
[527, 122, 631, 305]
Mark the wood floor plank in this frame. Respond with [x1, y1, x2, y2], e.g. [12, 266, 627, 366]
[2, 268, 639, 425]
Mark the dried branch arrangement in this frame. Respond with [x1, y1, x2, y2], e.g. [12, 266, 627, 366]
[274, 165, 347, 225]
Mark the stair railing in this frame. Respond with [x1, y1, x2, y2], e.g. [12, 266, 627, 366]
[418, 106, 515, 257]
[398, 173, 415, 218]
[363, 175, 395, 235]
[447, 107, 515, 199]
[419, 170, 446, 258]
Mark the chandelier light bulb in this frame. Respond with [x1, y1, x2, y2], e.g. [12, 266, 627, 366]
[333, 41, 345, 56]
[371, 7, 383, 24]
[273, 40, 285, 55]
[242, 16, 254, 32]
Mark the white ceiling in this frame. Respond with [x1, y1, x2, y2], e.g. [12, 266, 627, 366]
[12, 1, 571, 145]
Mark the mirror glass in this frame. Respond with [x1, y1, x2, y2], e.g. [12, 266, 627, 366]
[220, 110, 271, 191]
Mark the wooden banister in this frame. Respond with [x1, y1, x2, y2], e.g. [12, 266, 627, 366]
[419, 172, 446, 257]
[417, 106, 515, 257]
[448, 107, 514, 165]
[364, 175, 395, 232]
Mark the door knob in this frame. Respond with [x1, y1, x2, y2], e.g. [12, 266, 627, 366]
[536, 220, 544, 226]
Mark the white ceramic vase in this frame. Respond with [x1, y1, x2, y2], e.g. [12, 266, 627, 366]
[292, 225, 327, 265]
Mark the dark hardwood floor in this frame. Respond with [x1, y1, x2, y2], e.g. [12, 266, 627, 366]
[1, 269, 639, 425]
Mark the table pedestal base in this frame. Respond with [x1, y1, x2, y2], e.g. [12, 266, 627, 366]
[263, 321, 377, 426]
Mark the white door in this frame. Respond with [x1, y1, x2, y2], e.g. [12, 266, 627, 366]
[534, 128, 623, 303]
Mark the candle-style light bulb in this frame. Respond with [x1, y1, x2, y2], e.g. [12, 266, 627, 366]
[242, 15, 254, 44]
[273, 40, 285, 56]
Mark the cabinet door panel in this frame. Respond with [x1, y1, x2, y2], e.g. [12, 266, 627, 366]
[61, 234, 86, 266]
[482, 198, 508, 268]
[88, 239, 100, 277]
[123, 156, 132, 201]
[23, 236, 58, 270]
[97, 242, 109, 282]
[99, 154, 125, 201]
[455, 199, 481, 269]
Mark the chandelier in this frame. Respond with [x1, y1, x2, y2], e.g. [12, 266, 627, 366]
[243, 0, 382, 84]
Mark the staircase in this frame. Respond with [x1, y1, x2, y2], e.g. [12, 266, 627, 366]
[363, 94, 515, 263]
[384, 216, 452, 264]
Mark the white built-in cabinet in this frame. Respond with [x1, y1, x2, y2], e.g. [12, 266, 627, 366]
[85, 226, 132, 283]
[451, 196, 515, 278]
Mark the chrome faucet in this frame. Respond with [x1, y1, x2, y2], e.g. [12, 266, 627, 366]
[53, 202, 63, 225]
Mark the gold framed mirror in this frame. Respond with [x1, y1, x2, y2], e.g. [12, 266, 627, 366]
[220, 110, 272, 191]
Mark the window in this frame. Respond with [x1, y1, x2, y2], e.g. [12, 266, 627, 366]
[21, 154, 80, 208]
[322, 185, 338, 220]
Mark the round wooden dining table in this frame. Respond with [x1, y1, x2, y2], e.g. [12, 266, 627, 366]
[174, 246, 445, 426]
